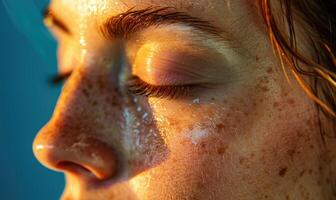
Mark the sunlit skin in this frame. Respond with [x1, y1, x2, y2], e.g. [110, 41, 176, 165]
[33, 0, 336, 199]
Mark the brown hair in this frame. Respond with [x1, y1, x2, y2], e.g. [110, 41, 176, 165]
[259, 0, 336, 139]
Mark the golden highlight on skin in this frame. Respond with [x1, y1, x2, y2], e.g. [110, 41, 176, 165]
[32, 0, 336, 199]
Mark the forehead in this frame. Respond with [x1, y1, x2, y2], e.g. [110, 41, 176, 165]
[48, 0, 261, 46]
[51, 0, 226, 13]
[50, 0, 238, 25]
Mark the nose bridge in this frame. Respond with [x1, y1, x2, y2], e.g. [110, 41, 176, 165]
[53, 40, 128, 122]
[52, 61, 124, 141]
[54, 63, 120, 122]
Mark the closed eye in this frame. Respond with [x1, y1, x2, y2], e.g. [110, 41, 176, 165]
[126, 75, 197, 99]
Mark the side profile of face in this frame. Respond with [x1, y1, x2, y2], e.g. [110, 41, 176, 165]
[33, 0, 336, 199]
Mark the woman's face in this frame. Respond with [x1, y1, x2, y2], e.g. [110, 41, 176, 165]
[33, 0, 334, 199]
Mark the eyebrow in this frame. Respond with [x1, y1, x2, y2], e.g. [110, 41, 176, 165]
[43, 6, 229, 41]
[43, 8, 71, 34]
[101, 7, 228, 40]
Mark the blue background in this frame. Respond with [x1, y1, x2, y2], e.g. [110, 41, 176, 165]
[0, 0, 64, 199]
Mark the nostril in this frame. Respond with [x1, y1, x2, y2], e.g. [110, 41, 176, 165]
[56, 160, 117, 181]
[57, 161, 96, 179]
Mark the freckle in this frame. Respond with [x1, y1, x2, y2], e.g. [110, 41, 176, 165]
[308, 169, 313, 174]
[287, 149, 295, 159]
[255, 56, 260, 62]
[286, 195, 290, 200]
[87, 82, 93, 90]
[110, 101, 117, 107]
[297, 132, 303, 138]
[263, 78, 270, 84]
[279, 167, 288, 177]
[299, 170, 306, 178]
[98, 79, 105, 90]
[211, 97, 216, 101]
[82, 88, 90, 97]
[287, 99, 295, 105]
[261, 86, 269, 92]
[171, 158, 177, 163]
[273, 102, 280, 108]
[179, 140, 187, 145]
[216, 124, 225, 131]
[266, 67, 273, 74]
[217, 146, 226, 155]
[197, 181, 205, 189]
[105, 96, 111, 102]
[239, 157, 245, 164]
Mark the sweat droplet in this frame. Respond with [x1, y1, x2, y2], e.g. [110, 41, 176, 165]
[142, 112, 149, 119]
[186, 126, 209, 145]
[193, 98, 200, 104]
[137, 106, 142, 112]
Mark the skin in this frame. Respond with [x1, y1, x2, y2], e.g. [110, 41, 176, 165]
[33, 0, 336, 199]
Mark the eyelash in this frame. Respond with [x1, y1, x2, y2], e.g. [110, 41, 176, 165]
[49, 72, 71, 85]
[126, 76, 195, 99]
[50, 74, 194, 99]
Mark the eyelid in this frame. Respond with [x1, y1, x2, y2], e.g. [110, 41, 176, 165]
[131, 42, 215, 86]
[126, 75, 197, 99]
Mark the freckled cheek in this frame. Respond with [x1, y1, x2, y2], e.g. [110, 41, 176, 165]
[133, 104, 251, 193]
[149, 100, 253, 154]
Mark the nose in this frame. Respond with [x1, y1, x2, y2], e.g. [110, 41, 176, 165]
[33, 67, 120, 181]
[33, 126, 118, 180]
